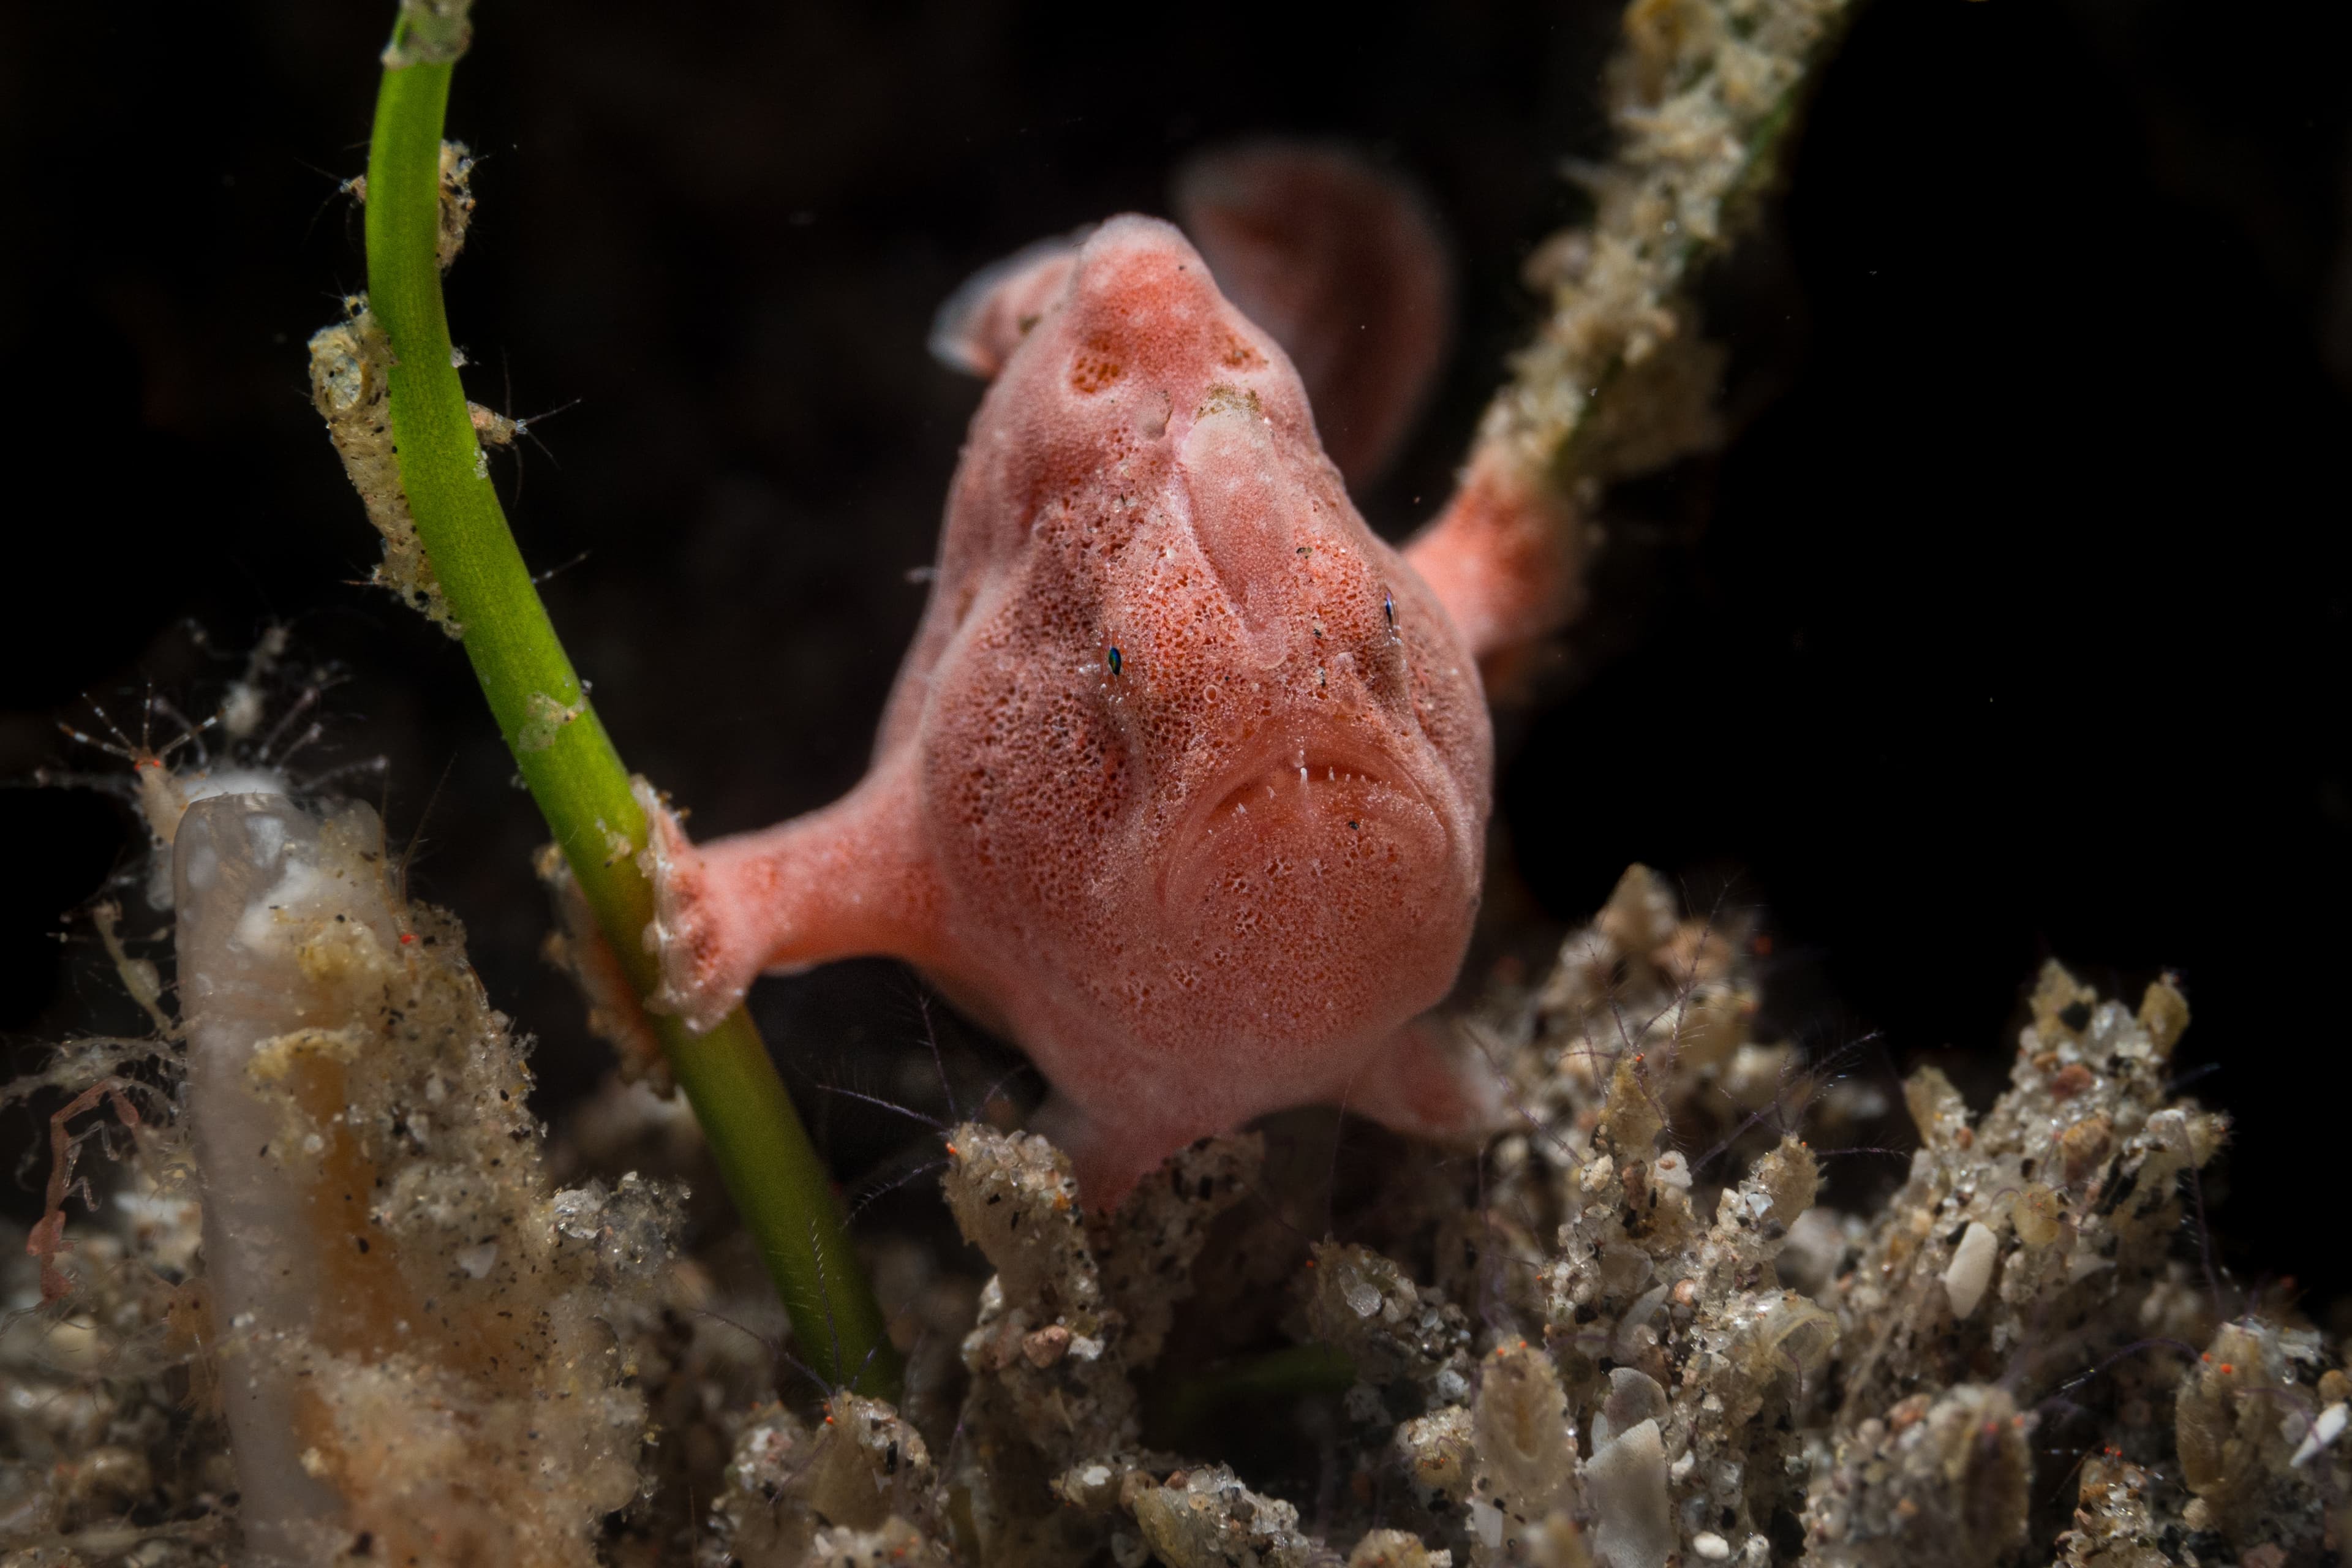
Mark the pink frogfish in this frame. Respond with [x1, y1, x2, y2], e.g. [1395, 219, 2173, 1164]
[639, 147, 1577, 1204]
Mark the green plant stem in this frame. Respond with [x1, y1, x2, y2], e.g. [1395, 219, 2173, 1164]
[364, 47, 897, 1396]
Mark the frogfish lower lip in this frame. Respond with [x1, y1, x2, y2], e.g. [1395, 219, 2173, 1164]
[1159, 739, 1454, 922]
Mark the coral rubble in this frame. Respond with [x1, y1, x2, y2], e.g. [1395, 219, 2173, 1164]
[866, 869, 2340, 1568]
[8, 856, 2340, 1566]
[675, 871, 2343, 1568]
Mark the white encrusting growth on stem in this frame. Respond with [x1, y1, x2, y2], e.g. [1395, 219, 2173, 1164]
[307, 139, 477, 634]
[307, 301, 461, 635]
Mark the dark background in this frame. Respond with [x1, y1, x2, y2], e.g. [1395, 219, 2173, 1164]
[2, 1, 2346, 1308]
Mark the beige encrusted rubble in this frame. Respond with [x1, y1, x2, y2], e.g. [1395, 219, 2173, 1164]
[698, 1393, 951, 1568]
[1831, 963, 2228, 1426]
[1131, 1466, 1316, 1568]
[1800, 1384, 2030, 1568]
[1305, 1241, 1474, 1400]
[1465, 1342, 1591, 1567]
[2173, 1318, 2343, 1553]
[935, 1123, 1260, 1567]
[1350, 1526, 1455, 1568]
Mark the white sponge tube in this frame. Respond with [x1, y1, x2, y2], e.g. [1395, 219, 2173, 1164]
[175, 793, 382, 1560]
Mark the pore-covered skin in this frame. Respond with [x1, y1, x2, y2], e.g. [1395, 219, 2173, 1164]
[645, 216, 1493, 1204]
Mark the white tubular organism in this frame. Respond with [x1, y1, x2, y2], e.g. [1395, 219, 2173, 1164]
[175, 793, 371, 1558]
[175, 793, 673, 1566]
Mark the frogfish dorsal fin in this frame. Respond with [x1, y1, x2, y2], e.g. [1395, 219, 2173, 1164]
[927, 228, 1088, 380]
[1173, 141, 1452, 487]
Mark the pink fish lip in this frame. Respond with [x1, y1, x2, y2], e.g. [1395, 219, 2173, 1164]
[1156, 729, 1453, 913]
[1203, 746, 1423, 826]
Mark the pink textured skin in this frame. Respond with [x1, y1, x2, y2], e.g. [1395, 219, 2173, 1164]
[649, 217, 1494, 1204]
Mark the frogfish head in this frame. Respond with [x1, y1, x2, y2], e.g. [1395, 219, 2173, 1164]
[925, 216, 1491, 1100]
